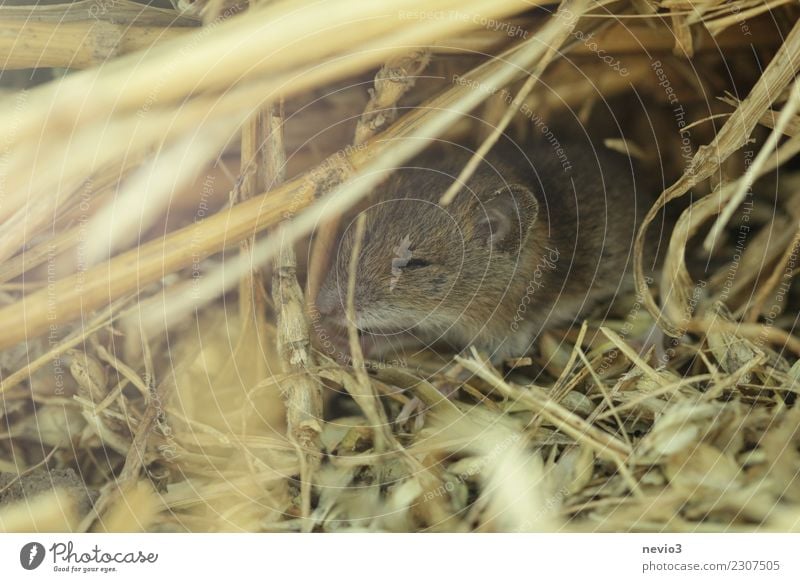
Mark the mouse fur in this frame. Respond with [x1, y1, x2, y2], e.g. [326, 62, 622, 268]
[315, 138, 647, 362]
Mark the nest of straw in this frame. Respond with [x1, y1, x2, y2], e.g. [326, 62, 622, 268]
[1, 0, 799, 532]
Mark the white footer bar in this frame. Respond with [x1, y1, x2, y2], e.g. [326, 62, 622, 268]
[1, 533, 797, 581]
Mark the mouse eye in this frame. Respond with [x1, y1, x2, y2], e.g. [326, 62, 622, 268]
[403, 258, 430, 270]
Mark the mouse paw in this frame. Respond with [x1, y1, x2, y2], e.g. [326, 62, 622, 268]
[395, 397, 426, 433]
[394, 379, 461, 433]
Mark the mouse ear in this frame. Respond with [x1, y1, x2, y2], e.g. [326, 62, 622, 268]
[474, 184, 539, 254]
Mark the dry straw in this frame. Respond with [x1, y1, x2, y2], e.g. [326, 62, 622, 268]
[0, 0, 799, 533]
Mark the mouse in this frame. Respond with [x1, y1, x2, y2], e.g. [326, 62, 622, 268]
[314, 137, 648, 363]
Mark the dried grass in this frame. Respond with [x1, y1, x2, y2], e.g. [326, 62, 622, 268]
[1, 0, 799, 533]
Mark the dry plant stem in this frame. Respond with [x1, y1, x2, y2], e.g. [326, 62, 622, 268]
[272, 284, 322, 458]
[688, 321, 800, 356]
[307, 49, 431, 304]
[709, 211, 797, 308]
[600, 328, 667, 386]
[0, 177, 314, 351]
[705, 160, 800, 311]
[154, 0, 599, 326]
[670, 13, 693, 58]
[0, 8, 774, 267]
[554, 323, 589, 392]
[2, 0, 799, 536]
[345, 218, 367, 374]
[720, 96, 800, 137]
[0, 0, 196, 68]
[0, 11, 782, 260]
[94, 343, 150, 400]
[0, 298, 133, 394]
[0, 447, 58, 495]
[78, 371, 178, 532]
[0, 38, 590, 346]
[1, 7, 780, 71]
[201, 0, 235, 23]
[434, 16, 781, 56]
[455, 357, 631, 459]
[0, 0, 527, 142]
[439, 0, 589, 205]
[526, 323, 589, 437]
[344, 215, 391, 453]
[659, 191, 800, 355]
[353, 50, 433, 146]
[665, 166, 800, 351]
[633, 17, 800, 337]
[229, 107, 272, 474]
[575, 346, 633, 451]
[235, 106, 271, 374]
[54, 24, 560, 351]
[593, 374, 712, 422]
[701, 356, 767, 400]
[455, 355, 640, 492]
[0, 0, 197, 25]
[701, 0, 794, 36]
[0, 226, 81, 285]
[0, 20, 192, 69]
[0, 0, 530, 265]
[0, 1, 546, 291]
[0, 152, 142, 283]
[265, 100, 322, 525]
[704, 80, 800, 251]
[237, 110, 267, 321]
[745, 226, 800, 322]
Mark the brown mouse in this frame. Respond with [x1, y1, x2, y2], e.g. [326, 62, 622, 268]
[314, 138, 647, 362]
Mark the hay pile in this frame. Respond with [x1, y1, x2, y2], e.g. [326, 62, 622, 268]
[1, 0, 799, 532]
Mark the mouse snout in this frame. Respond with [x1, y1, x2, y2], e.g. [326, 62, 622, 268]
[316, 285, 368, 319]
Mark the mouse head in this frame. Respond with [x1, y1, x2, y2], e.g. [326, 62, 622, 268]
[315, 159, 539, 342]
